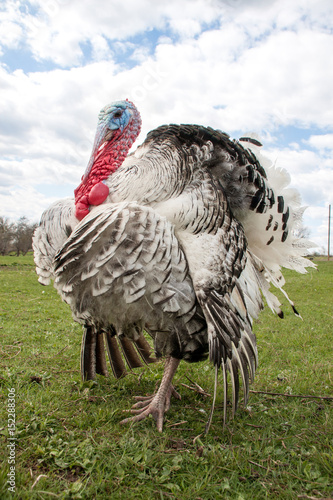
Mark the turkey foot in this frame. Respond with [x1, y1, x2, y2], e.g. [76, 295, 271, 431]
[120, 357, 180, 432]
[132, 384, 181, 411]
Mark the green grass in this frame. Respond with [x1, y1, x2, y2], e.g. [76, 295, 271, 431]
[0, 254, 332, 499]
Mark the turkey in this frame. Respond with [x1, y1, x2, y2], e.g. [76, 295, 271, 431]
[33, 101, 156, 380]
[33, 99, 315, 432]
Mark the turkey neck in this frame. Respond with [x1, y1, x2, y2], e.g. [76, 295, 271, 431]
[74, 116, 141, 221]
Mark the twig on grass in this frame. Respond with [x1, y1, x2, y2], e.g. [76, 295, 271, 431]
[181, 382, 211, 397]
[1, 345, 22, 359]
[245, 423, 264, 429]
[31, 474, 47, 489]
[51, 345, 69, 357]
[36, 492, 60, 498]
[166, 420, 188, 428]
[181, 375, 211, 397]
[248, 460, 269, 471]
[250, 390, 333, 401]
[297, 495, 329, 499]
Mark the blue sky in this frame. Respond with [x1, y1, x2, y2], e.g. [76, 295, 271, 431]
[0, 0, 332, 252]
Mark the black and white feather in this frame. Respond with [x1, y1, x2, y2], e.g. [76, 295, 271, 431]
[53, 202, 208, 361]
[33, 198, 77, 285]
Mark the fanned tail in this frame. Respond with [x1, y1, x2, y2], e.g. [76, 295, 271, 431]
[233, 138, 316, 282]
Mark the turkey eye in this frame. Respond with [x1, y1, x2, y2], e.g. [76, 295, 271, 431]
[114, 110, 123, 118]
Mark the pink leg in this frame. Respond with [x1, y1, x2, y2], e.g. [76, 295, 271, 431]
[120, 357, 181, 432]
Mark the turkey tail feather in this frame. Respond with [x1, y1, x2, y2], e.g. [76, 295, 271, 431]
[222, 361, 228, 428]
[233, 344, 250, 406]
[104, 330, 157, 378]
[133, 335, 157, 365]
[104, 331, 128, 379]
[205, 364, 218, 434]
[228, 357, 239, 416]
[81, 326, 97, 380]
[95, 331, 109, 377]
[119, 336, 145, 370]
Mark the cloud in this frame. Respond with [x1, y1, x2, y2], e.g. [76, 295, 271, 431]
[303, 204, 331, 253]
[264, 146, 333, 205]
[0, 184, 63, 222]
[0, 0, 221, 67]
[307, 134, 333, 152]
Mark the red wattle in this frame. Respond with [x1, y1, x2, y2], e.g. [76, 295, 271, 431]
[75, 202, 90, 221]
[88, 182, 110, 206]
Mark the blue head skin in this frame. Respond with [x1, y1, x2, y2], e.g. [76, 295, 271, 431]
[83, 100, 138, 181]
[98, 100, 135, 132]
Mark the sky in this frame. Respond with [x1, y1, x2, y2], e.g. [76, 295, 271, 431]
[0, 0, 332, 253]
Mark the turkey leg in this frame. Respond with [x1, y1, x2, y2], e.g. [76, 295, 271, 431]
[120, 356, 181, 432]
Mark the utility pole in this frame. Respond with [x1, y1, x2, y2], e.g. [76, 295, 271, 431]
[328, 204, 331, 261]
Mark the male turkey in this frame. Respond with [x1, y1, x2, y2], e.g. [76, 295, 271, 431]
[33, 102, 155, 380]
[33, 100, 314, 431]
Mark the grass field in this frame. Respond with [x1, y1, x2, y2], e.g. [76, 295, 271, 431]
[0, 253, 332, 499]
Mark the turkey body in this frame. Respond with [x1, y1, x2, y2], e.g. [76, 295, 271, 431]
[54, 202, 208, 363]
[34, 101, 315, 432]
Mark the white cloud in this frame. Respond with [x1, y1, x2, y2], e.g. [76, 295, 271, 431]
[264, 146, 333, 205]
[0, 0, 220, 67]
[0, 184, 62, 222]
[302, 204, 331, 253]
[1, 0, 333, 68]
[0, 20, 23, 49]
[307, 134, 333, 152]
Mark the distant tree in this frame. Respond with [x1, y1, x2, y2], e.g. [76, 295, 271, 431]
[13, 217, 38, 256]
[0, 216, 15, 255]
